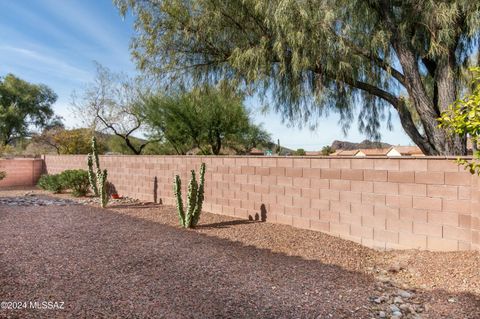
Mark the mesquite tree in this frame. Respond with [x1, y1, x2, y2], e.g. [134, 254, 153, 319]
[115, 0, 480, 155]
[72, 63, 152, 155]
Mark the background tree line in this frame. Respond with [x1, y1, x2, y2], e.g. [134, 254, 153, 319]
[1, 66, 273, 156]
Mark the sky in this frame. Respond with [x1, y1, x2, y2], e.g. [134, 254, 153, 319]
[0, 0, 413, 151]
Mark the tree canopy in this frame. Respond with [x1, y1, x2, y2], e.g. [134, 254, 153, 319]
[32, 128, 107, 155]
[0, 74, 57, 146]
[115, 0, 480, 155]
[71, 63, 152, 155]
[140, 85, 271, 155]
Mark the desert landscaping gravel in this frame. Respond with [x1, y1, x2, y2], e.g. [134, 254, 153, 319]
[1, 188, 479, 318]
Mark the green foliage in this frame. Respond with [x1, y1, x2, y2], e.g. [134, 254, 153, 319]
[0, 74, 57, 146]
[230, 123, 272, 155]
[60, 169, 90, 197]
[115, 0, 480, 155]
[55, 129, 105, 154]
[321, 146, 335, 156]
[37, 174, 65, 193]
[0, 171, 6, 180]
[98, 169, 109, 208]
[439, 67, 480, 174]
[173, 163, 206, 228]
[38, 170, 90, 196]
[294, 148, 306, 156]
[141, 85, 271, 155]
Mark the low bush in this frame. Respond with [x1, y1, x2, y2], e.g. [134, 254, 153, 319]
[0, 171, 5, 180]
[37, 169, 90, 196]
[60, 169, 90, 197]
[37, 174, 65, 193]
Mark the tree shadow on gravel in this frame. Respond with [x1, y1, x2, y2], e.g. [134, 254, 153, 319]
[0, 203, 479, 319]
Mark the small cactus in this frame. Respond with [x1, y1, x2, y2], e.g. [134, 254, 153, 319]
[173, 163, 206, 228]
[98, 169, 109, 208]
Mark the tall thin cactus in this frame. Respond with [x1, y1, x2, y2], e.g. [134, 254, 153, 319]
[173, 163, 206, 228]
[87, 153, 99, 196]
[173, 175, 185, 226]
[92, 136, 101, 177]
[184, 170, 198, 228]
[191, 163, 206, 227]
[87, 135, 108, 206]
[98, 169, 109, 208]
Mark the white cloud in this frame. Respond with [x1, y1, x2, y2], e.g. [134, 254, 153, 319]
[0, 45, 91, 82]
[39, 0, 131, 65]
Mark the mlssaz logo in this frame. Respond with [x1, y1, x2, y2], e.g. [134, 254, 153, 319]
[30, 301, 65, 310]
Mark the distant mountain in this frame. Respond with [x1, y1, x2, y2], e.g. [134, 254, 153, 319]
[331, 139, 392, 150]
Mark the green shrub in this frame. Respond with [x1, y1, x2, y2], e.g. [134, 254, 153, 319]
[294, 148, 306, 156]
[37, 174, 65, 193]
[0, 171, 6, 180]
[60, 169, 90, 197]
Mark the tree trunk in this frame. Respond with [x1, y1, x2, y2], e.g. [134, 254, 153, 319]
[393, 42, 467, 155]
[124, 136, 141, 155]
[434, 55, 467, 155]
[210, 133, 222, 155]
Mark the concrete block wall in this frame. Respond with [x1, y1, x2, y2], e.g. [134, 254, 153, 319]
[43, 155, 478, 251]
[0, 158, 44, 187]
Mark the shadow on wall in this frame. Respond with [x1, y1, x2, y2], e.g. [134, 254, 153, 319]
[153, 176, 162, 204]
[248, 203, 267, 222]
[107, 182, 117, 196]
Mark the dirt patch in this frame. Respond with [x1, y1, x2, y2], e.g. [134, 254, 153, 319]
[1, 188, 479, 318]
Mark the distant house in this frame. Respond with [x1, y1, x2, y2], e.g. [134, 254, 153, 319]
[248, 148, 264, 156]
[331, 145, 424, 157]
[355, 148, 391, 157]
[305, 151, 321, 156]
[333, 149, 361, 156]
[388, 146, 424, 156]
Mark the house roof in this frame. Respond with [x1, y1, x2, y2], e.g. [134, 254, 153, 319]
[358, 147, 392, 156]
[305, 151, 321, 156]
[333, 149, 360, 156]
[392, 146, 424, 156]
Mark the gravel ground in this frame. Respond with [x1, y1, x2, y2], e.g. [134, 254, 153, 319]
[1, 188, 479, 318]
